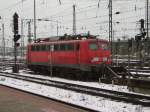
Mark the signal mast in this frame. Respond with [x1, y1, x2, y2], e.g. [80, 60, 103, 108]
[13, 13, 21, 73]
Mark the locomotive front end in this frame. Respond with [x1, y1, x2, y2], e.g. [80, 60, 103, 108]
[88, 39, 111, 65]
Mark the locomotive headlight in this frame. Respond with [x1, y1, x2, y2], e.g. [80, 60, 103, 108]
[91, 57, 99, 62]
[102, 57, 107, 62]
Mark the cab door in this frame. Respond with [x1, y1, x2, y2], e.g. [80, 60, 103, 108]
[27, 45, 31, 64]
[78, 41, 90, 64]
[88, 41, 100, 64]
[99, 42, 110, 64]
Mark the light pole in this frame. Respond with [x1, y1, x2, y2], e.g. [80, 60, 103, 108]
[21, 19, 24, 58]
[146, 0, 149, 39]
[146, 0, 150, 58]
[34, 0, 36, 42]
[57, 20, 59, 36]
[73, 4, 76, 35]
[0, 16, 5, 70]
[27, 20, 32, 43]
[109, 0, 113, 64]
[2, 23, 5, 61]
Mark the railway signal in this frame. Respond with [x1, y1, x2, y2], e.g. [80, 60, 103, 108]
[140, 19, 146, 39]
[135, 19, 147, 42]
[15, 43, 20, 47]
[12, 12, 20, 73]
[13, 34, 21, 42]
[13, 13, 19, 35]
[140, 19, 144, 29]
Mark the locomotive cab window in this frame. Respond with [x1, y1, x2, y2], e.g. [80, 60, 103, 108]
[47, 45, 54, 51]
[100, 43, 109, 50]
[36, 45, 40, 51]
[54, 44, 59, 51]
[41, 45, 46, 51]
[46, 45, 50, 51]
[67, 43, 74, 51]
[31, 45, 36, 51]
[89, 43, 98, 50]
[50, 45, 54, 51]
[60, 44, 66, 51]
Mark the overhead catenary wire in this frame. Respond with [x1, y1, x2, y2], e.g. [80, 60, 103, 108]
[0, 0, 146, 41]
[0, 0, 28, 13]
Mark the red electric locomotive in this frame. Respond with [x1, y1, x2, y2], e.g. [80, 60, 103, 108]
[26, 34, 111, 79]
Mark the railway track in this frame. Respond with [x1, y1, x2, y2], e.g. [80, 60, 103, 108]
[0, 71, 150, 107]
[127, 68, 150, 78]
[0, 57, 26, 70]
[0, 72, 99, 112]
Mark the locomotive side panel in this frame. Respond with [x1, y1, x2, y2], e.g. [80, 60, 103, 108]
[26, 45, 31, 64]
[54, 43, 76, 64]
[30, 44, 49, 65]
[78, 41, 89, 64]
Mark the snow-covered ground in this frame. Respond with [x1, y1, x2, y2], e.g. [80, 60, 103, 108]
[3, 69, 130, 92]
[4, 69, 150, 96]
[0, 76, 150, 112]
[0, 69, 150, 112]
[131, 72, 150, 76]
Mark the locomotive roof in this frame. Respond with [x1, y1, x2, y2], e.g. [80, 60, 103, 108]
[28, 34, 109, 45]
[29, 38, 109, 45]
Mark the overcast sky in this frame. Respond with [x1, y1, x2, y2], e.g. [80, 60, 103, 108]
[0, 0, 148, 46]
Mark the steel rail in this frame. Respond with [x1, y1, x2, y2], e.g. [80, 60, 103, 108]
[0, 71, 150, 107]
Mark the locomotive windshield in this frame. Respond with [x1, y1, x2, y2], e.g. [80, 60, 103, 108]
[100, 43, 109, 50]
[89, 41, 109, 51]
[89, 43, 98, 50]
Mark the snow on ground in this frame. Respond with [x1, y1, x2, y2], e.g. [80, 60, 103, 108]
[0, 76, 150, 112]
[131, 72, 150, 76]
[131, 72, 150, 78]
[4, 69, 130, 92]
[3, 69, 150, 97]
